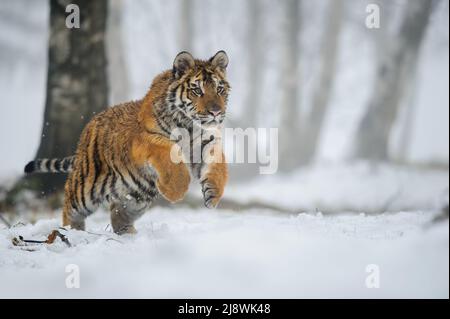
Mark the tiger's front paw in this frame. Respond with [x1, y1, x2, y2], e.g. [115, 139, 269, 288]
[157, 163, 191, 203]
[201, 179, 224, 209]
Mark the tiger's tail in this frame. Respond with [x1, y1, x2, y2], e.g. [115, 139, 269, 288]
[24, 156, 75, 174]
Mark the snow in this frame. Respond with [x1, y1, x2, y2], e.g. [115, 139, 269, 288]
[0, 208, 447, 298]
[1, 159, 448, 298]
[0, 162, 448, 299]
[224, 161, 449, 213]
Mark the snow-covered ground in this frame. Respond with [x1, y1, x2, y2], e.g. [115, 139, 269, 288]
[0, 207, 448, 298]
[225, 162, 449, 213]
[1, 163, 448, 299]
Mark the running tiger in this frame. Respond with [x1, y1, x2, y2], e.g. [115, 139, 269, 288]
[24, 51, 230, 234]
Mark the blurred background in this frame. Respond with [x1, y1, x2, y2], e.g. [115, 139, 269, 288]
[0, 0, 448, 218]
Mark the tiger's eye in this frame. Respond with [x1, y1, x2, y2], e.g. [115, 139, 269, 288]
[192, 88, 203, 96]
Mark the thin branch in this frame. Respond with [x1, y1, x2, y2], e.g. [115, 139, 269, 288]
[0, 213, 11, 228]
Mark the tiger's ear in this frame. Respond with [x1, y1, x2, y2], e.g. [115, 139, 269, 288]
[209, 50, 229, 71]
[173, 51, 195, 79]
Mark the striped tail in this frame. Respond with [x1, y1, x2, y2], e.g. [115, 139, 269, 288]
[24, 156, 75, 174]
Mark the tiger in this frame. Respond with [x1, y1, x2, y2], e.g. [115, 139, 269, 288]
[24, 51, 230, 234]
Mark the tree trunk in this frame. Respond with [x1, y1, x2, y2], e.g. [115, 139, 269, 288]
[354, 0, 433, 161]
[279, 0, 301, 172]
[242, 0, 263, 126]
[394, 52, 420, 163]
[298, 0, 344, 165]
[179, 0, 194, 52]
[107, 0, 129, 105]
[372, 0, 394, 67]
[27, 0, 109, 195]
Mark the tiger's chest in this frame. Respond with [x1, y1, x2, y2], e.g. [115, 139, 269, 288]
[104, 164, 159, 205]
[175, 126, 222, 178]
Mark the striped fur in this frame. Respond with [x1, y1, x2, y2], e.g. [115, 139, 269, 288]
[24, 156, 75, 174]
[25, 51, 230, 234]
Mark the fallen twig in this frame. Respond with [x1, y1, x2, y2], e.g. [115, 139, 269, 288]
[11, 230, 71, 248]
[12, 222, 26, 227]
[178, 194, 435, 215]
[46, 230, 71, 247]
[106, 237, 123, 244]
[85, 230, 123, 244]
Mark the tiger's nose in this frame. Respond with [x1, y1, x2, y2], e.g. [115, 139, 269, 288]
[208, 104, 222, 117]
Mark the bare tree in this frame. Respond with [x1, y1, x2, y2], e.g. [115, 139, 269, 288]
[395, 58, 420, 163]
[279, 0, 301, 171]
[179, 0, 194, 52]
[371, 0, 394, 66]
[354, 0, 434, 161]
[107, 0, 129, 105]
[22, 0, 109, 195]
[242, 0, 264, 126]
[298, 0, 345, 165]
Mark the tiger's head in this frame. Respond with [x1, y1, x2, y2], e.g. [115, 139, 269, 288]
[168, 51, 230, 128]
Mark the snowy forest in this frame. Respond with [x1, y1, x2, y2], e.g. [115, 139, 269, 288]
[0, 0, 448, 298]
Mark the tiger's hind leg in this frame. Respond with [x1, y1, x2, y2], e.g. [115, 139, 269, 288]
[62, 174, 98, 231]
[110, 199, 148, 235]
[62, 195, 92, 231]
